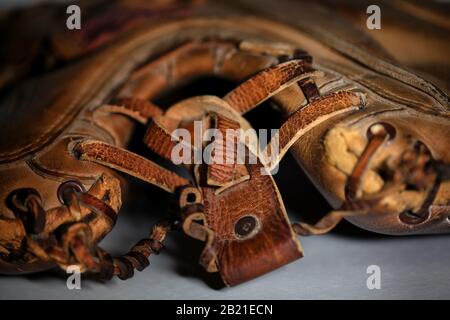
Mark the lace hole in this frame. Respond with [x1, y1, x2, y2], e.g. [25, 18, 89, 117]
[186, 193, 197, 203]
[234, 215, 260, 239]
[57, 180, 85, 205]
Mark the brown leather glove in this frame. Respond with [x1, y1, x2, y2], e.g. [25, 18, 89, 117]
[0, 0, 448, 284]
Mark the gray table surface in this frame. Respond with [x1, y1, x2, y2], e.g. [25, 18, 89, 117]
[1, 156, 449, 300]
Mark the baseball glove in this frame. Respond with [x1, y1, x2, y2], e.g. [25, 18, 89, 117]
[0, 0, 448, 284]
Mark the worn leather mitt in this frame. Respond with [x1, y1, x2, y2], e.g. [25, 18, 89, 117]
[0, 0, 448, 283]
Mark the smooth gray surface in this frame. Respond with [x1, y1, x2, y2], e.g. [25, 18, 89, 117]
[1, 220, 449, 299]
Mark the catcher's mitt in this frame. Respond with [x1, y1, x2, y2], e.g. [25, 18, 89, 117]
[0, 0, 448, 284]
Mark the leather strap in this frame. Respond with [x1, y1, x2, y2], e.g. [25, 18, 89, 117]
[118, 40, 278, 100]
[178, 186, 218, 272]
[144, 116, 185, 162]
[72, 139, 189, 193]
[223, 59, 321, 114]
[94, 98, 163, 125]
[205, 113, 246, 187]
[293, 210, 368, 236]
[263, 92, 365, 171]
[143, 95, 253, 164]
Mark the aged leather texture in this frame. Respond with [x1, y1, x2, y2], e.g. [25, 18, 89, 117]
[0, 0, 448, 282]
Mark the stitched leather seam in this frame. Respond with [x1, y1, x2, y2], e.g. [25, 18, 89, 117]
[318, 63, 447, 114]
[26, 159, 97, 183]
[347, 108, 405, 126]
[302, 25, 449, 107]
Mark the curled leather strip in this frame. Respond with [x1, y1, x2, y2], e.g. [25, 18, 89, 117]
[205, 113, 244, 187]
[108, 220, 173, 279]
[7, 188, 46, 235]
[72, 139, 189, 193]
[120, 40, 277, 100]
[292, 210, 368, 236]
[77, 193, 118, 227]
[143, 116, 189, 162]
[224, 59, 322, 113]
[263, 91, 365, 171]
[95, 98, 163, 125]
